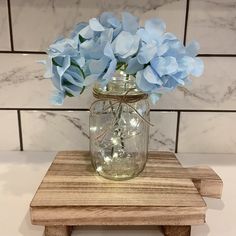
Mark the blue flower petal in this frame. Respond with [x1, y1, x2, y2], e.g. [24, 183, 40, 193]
[151, 56, 178, 77]
[73, 56, 85, 67]
[100, 28, 113, 45]
[191, 58, 204, 77]
[156, 43, 169, 56]
[104, 42, 115, 59]
[186, 41, 200, 57]
[150, 93, 161, 104]
[126, 57, 144, 74]
[143, 66, 163, 85]
[79, 25, 94, 39]
[161, 32, 177, 42]
[56, 56, 71, 77]
[64, 84, 83, 96]
[178, 56, 195, 74]
[121, 35, 140, 58]
[50, 90, 65, 105]
[137, 43, 157, 64]
[136, 70, 157, 92]
[62, 72, 83, 87]
[145, 18, 166, 38]
[84, 74, 99, 86]
[51, 66, 62, 90]
[80, 39, 103, 59]
[88, 57, 110, 74]
[100, 12, 120, 28]
[122, 12, 139, 34]
[137, 28, 152, 43]
[89, 18, 105, 31]
[113, 31, 135, 56]
[70, 22, 88, 39]
[101, 59, 117, 85]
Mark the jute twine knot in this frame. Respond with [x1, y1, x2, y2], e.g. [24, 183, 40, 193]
[91, 88, 153, 127]
[93, 87, 148, 103]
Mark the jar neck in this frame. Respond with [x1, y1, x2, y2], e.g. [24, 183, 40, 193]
[93, 74, 145, 97]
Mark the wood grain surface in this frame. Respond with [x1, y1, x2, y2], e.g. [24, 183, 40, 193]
[30, 151, 222, 227]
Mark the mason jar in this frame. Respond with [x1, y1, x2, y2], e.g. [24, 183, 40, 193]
[89, 75, 150, 180]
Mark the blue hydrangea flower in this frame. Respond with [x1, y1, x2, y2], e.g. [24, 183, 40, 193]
[45, 37, 85, 104]
[44, 12, 204, 105]
[128, 18, 204, 99]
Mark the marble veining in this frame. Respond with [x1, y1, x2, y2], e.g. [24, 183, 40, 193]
[0, 54, 92, 108]
[21, 111, 90, 151]
[155, 57, 236, 110]
[187, 0, 236, 54]
[10, 0, 186, 51]
[149, 112, 177, 151]
[20, 111, 177, 151]
[1, 55, 236, 110]
[179, 112, 236, 153]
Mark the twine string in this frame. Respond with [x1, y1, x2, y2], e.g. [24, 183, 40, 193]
[90, 88, 153, 142]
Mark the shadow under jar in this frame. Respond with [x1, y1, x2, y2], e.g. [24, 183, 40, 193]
[89, 75, 150, 180]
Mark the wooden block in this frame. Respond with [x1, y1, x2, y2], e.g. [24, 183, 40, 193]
[162, 226, 191, 236]
[44, 226, 72, 236]
[30, 151, 222, 229]
[187, 167, 223, 199]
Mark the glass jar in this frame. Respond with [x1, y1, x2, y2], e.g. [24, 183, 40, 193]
[89, 75, 150, 180]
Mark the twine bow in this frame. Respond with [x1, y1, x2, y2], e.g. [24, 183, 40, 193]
[91, 88, 153, 127]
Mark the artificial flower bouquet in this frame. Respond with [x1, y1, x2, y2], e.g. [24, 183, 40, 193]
[43, 12, 203, 180]
[44, 11, 203, 104]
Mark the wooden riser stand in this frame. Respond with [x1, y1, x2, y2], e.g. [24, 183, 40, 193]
[30, 151, 223, 236]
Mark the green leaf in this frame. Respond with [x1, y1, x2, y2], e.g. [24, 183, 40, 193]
[80, 86, 85, 94]
[52, 58, 61, 67]
[70, 60, 85, 79]
[79, 35, 86, 43]
[65, 91, 74, 97]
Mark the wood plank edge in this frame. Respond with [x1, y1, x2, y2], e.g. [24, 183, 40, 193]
[30, 206, 206, 226]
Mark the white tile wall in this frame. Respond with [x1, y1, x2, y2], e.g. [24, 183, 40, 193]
[0, 53, 93, 109]
[0, 111, 19, 150]
[21, 111, 177, 151]
[1, 55, 236, 111]
[156, 57, 236, 110]
[0, 0, 235, 153]
[0, 0, 10, 50]
[150, 112, 177, 152]
[21, 111, 89, 151]
[178, 112, 236, 154]
[10, 0, 186, 51]
[187, 0, 236, 54]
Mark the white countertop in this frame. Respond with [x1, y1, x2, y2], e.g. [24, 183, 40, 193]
[0, 151, 235, 236]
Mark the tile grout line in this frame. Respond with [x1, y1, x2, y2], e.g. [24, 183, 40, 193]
[17, 110, 24, 151]
[6, 0, 14, 51]
[175, 111, 181, 153]
[183, 0, 190, 46]
[1, 51, 236, 57]
[1, 108, 236, 112]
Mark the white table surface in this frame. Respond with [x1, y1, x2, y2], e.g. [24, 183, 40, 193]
[0, 151, 235, 236]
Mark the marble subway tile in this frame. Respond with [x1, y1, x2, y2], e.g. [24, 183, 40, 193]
[11, 0, 186, 51]
[21, 111, 90, 151]
[0, 111, 19, 150]
[0, 53, 92, 109]
[154, 57, 236, 110]
[187, 0, 236, 54]
[0, 0, 11, 50]
[2, 55, 236, 110]
[178, 112, 236, 154]
[21, 111, 176, 151]
[150, 112, 177, 152]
